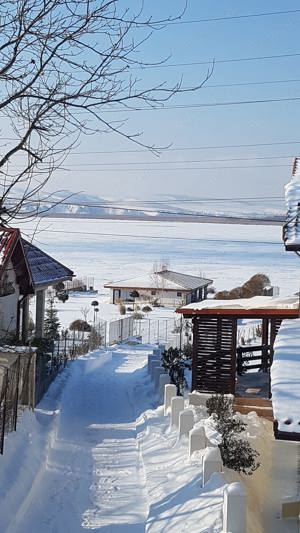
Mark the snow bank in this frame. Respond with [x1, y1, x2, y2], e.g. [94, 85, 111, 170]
[271, 318, 300, 434]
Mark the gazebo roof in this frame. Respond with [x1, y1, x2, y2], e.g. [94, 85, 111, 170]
[177, 295, 300, 318]
[22, 239, 74, 289]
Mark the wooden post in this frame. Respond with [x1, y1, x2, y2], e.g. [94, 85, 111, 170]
[191, 317, 198, 391]
[21, 296, 30, 343]
[236, 346, 243, 376]
[35, 289, 46, 338]
[261, 318, 269, 372]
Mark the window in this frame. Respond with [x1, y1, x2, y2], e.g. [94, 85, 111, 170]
[151, 290, 156, 295]
[177, 291, 182, 297]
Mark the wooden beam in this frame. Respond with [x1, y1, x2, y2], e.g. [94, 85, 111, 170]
[177, 308, 299, 318]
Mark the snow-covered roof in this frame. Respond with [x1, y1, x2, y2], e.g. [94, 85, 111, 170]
[177, 295, 299, 314]
[22, 239, 74, 288]
[104, 270, 213, 292]
[283, 157, 300, 249]
[271, 318, 300, 435]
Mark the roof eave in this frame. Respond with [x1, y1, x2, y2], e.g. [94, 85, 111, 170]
[273, 421, 300, 442]
[176, 307, 300, 318]
[284, 243, 300, 251]
[33, 274, 74, 291]
[104, 284, 190, 292]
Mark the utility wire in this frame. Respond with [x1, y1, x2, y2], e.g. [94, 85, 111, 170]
[25, 163, 290, 172]
[81, 96, 300, 113]
[197, 78, 300, 89]
[133, 52, 300, 70]
[23, 155, 294, 168]
[165, 9, 300, 25]
[6, 195, 283, 205]
[3, 140, 300, 155]
[27, 228, 284, 244]
[7, 198, 284, 219]
[35, 141, 300, 155]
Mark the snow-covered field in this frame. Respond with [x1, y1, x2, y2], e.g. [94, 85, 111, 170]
[0, 344, 226, 533]
[21, 217, 300, 328]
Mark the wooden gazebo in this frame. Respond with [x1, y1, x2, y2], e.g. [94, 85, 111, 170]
[177, 296, 299, 397]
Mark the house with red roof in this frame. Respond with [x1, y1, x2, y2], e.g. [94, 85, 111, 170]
[0, 226, 74, 343]
[0, 227, 33, 341]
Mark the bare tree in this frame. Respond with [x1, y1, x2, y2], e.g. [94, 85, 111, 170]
[149, 258, 171, 304]
[0, 0, 212, 224]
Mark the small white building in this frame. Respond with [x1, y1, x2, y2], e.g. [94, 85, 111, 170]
[104, 269, 213, 307]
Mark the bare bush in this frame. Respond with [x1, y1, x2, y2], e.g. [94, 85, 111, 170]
[214, 273, 271, 300]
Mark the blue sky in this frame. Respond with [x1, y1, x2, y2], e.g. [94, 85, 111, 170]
[49, 1, 300, 207]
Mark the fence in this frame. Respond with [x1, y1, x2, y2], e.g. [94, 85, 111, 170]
[0, 348, 36, 455]
[35, 321, 107, 404]
[107, 316, 134, 345]
[132, 316, 192, 350]
[236, 344, 270, 375]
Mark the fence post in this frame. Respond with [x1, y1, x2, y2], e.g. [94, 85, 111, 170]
[164, 383, 177, 415]
[237, 347, 243, 375]
[223, 482, 247, 533]
[13, 355, 21, 431]
[157, 320, 160, 343]
[179, 315, 183, 354]
[0, 370, 8, 455]
[72, 330, 76, 359]
[148, 319, 151, 343]
[202, 447, 222, 486]
[64, 333, 67, 360]
[178, 409, 194, 437]
[57, 336, 60, 363]
[170, 396, 184, 427]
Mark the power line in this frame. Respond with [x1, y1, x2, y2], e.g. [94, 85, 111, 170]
[166, 9, 300, 25]
[199, 78, 300, 89]
[27, 228, 283, 244]
[31, 155, 294, 168]
[87, 96, 300, 113]
[3, 140, 300, 155]
[134, 52, 300, 70]
[39, 140, 300, 155]
[4, 95, 300, 120]
[6, 198, 284, 219]
[7, 195, 283, 205]
[29, 163, 290, 172]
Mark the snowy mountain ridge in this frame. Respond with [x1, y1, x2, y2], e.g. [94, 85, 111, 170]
[19, 190, 285, 221]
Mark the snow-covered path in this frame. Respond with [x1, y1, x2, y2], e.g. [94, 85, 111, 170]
[7, 346, 153, 533]
[0, 344, 226, 533]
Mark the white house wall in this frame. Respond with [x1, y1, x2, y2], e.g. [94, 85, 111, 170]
[0, 261, 20, 338]
[110, 288, 188, 307]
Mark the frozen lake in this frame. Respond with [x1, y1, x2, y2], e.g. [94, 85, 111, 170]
[22, 218, 300, 295]
[20, 217, 300, 297]
[17, 218, 300, 295]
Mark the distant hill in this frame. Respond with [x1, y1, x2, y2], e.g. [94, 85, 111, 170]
[18, 190, 285, 223]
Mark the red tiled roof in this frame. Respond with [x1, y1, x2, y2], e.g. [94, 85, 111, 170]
[0, 227, 20, 277]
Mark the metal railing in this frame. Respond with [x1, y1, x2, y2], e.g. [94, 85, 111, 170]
[0, 348, 36, 455]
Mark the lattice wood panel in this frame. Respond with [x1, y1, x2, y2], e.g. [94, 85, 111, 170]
[192, 316, 237, 394]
